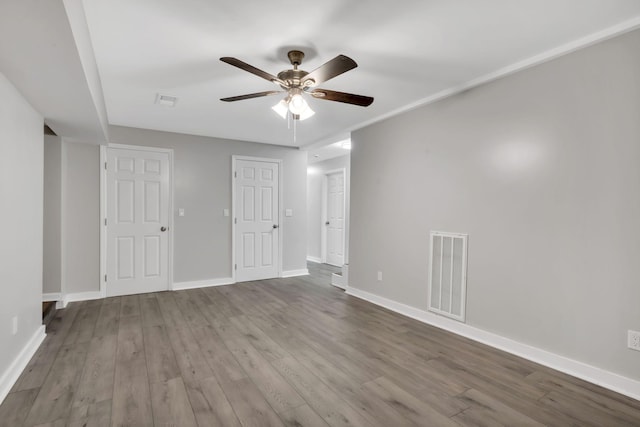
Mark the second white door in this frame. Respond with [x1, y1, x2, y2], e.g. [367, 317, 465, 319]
[325, 170, 345, 267]
[234, 158, 280, 282]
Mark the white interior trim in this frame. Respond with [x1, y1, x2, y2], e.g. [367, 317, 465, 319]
[231, 155, 284, 282]
[100, 143, 175, 297]
[42, 293, 61, 302]
[60, 140, 68, 302]
[330, 273, 346, 289]
[56, 291, 104, 309]
[321, 168, 346, 266]
[172, 277, 234, 291]
[99, 145, 107, 298]
[281, 269, 309, 278]
[0, 325, 46, 405]
[346, 286, 640, 401]
[306, 256, 322, 263]
[320, 174, 327, 264]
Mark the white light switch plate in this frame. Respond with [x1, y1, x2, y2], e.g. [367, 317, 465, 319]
[178, 208, 185, 217]
[285, 209, 293, 217]
[223, 209, 230, 217]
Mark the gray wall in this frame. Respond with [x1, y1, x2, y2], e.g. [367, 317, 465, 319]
[62, 125, 308, 293]
[350, 29, 640, 380]
[43, 135, 62, 294]
[0, 73, 43, 380]
[62, 140, 100, 294]
[307, 155, 351, 263]
[110, 126, 308, 281]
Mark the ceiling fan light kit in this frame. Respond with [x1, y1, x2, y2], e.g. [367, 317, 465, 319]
[220, 50, 373, 123]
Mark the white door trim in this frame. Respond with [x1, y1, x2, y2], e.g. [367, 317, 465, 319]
[321, 168, 346, 265]
[99, 143, 175, 297]
[231, 155, 283, 282]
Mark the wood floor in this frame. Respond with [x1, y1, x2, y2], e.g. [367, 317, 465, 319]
[2, 263, 639, 427]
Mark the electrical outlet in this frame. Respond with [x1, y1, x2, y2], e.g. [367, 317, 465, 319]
[11, 316, 18, 335]
[628, 330, 640, 351]
[377, 271, 382, 281]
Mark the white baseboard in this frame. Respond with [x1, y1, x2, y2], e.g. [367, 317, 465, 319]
[57, 291, 104, 308]
[306, 256, 322, 263]
[173, 277, 234, 291]
[281, 269, 310, 278]
[42, 293, 61, 302]
[346, 286, 640, 401]
[331, 273, 346, 290]
[0, 325, 46, 405]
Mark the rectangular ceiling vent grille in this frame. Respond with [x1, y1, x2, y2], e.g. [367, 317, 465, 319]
[155, 94, 178, 107]
[428, 231, 468, 322]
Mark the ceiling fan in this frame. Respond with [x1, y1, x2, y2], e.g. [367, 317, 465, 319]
[220, 50, 374, 121]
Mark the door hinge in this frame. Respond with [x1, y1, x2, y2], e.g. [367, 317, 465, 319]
[234, 171, 237, 178]
[234, 218, 237, 224]
[104, 274, 107, 282]
[104, 218, 107, 226]
[234, 264, 237, 270]
[104, 162, 107, 170]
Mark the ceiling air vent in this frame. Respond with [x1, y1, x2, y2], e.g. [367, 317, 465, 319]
[155, 94, 178, 107]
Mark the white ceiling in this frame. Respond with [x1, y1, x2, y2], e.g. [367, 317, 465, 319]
[308, 139, 351, 164]
[82, 0, 640, 147]
[1, 0, 109, 143]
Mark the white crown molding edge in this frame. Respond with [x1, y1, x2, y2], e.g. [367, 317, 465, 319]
[172, 277, 234, 291]
[0, 325, 46, 405]
[281, 269, 310, 278]
[345, 286, 640, 401]
[341, 16, 640, 141]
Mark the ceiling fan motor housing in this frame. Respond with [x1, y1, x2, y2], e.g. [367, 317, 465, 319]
[277, 69, 311, 89]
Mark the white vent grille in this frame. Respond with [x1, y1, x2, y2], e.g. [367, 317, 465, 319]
[155, 93, 178, 107]
[428, 231, 468, 322]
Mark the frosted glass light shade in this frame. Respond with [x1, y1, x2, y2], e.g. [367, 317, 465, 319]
[272, 95, 315, 121]
[271, 100, 288, 119]
[298, 106, 315, 121]
[288, 94, 308, 115]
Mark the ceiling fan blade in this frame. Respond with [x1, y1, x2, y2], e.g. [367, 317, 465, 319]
[303, 55, 358, 86]
[309, 89, 374, 107]
[220, 91, 283, 102]
[220, 57, 285, 86]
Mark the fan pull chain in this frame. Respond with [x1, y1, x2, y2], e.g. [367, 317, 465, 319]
[293, 114, 297, 143]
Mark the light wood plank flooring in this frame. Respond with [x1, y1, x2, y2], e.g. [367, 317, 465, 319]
[2, 263, 639, 426]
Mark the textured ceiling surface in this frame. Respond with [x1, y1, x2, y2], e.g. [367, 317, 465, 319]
[83, 0, 640, 147]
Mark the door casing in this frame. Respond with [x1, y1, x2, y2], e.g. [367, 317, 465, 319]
[232, 155, 283, 282]
[100, 144, 174, 297]
[321, 168, 346, 266]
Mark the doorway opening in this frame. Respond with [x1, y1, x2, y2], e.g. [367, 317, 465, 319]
[306, 140, 351, 289]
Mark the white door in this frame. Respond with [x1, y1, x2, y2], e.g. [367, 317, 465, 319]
[325, 171, 345, 267]
[106, 147, 170, 297]
[234, 158, 280, 282]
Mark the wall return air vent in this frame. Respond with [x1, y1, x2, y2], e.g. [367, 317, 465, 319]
[428, 231, 468, 322]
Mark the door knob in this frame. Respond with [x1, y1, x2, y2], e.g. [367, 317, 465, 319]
[160, 226, 167, 232]
[273, 224, 279, 229]
[325, 221, 330, 225]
